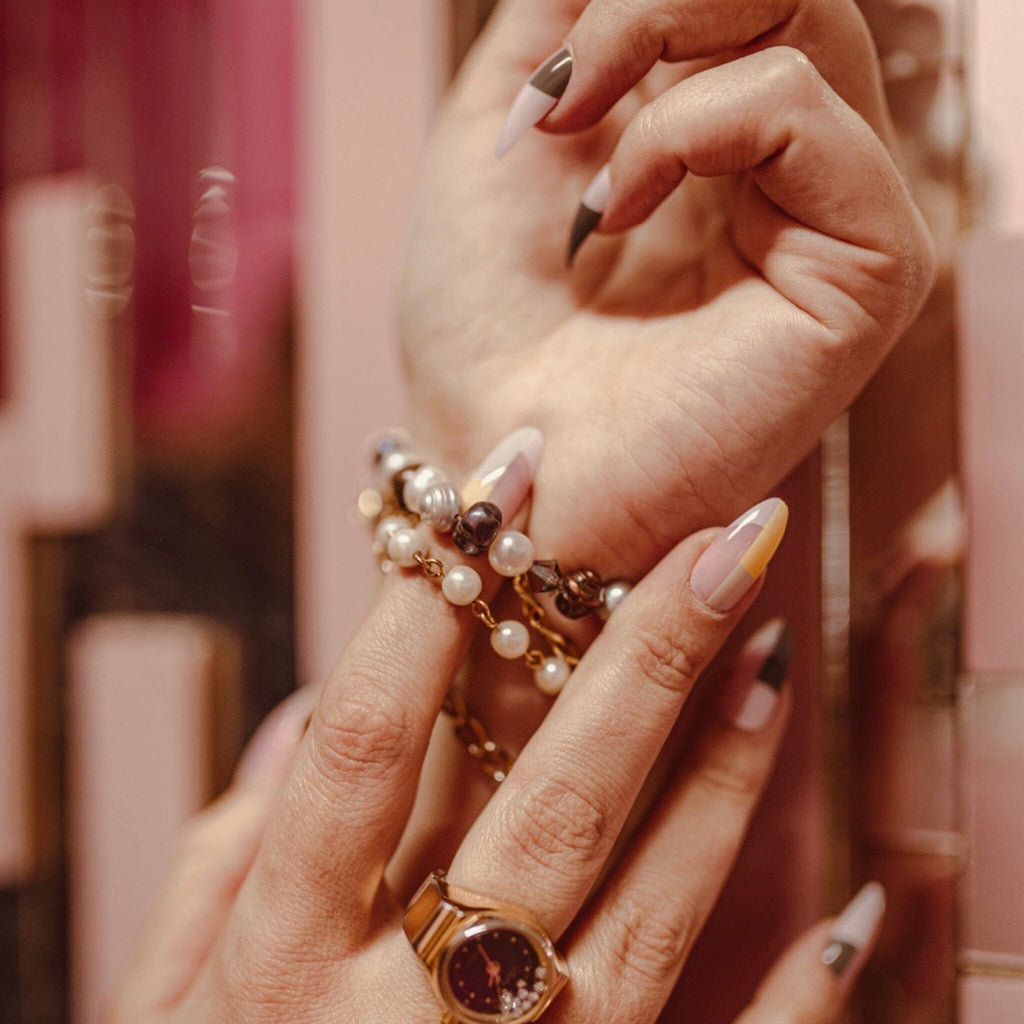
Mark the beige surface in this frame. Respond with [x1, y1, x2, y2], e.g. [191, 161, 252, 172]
[296, 0, 448, 683]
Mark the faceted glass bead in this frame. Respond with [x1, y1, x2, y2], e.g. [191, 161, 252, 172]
[527, 559, 563, 594]
[452, 501, 503, 556]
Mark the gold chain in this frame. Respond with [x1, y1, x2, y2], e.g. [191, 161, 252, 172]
[403, 546, 578, 784]
[441, 687, 515, 783]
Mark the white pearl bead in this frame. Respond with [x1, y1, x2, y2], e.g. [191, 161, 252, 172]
[597, 580, 633, 621]
[490, 620, 530, 660]
[387, 527, 426, 568]
[374, 514, 409, 551]
[534, 656, 571, 696]
[441, 565, 482, 606]
[488, 530, 535, 577]
[402, 464, 446, 513]
[378, 449, 416, 485]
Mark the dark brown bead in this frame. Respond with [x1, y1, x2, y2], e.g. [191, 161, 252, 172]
[452, 501, 503, 555]
[527, 559, 563, 594]
[391, 462, 423, 512]
[555, 592, 593, 619]
[564, 568, 604, 608]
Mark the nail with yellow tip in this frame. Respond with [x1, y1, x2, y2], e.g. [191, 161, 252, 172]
[690, 498, 788, 611]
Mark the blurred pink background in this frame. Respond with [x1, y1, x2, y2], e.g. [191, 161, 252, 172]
[0, 1, 1021, 1022]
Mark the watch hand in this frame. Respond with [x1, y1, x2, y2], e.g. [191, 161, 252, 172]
[477, 943, 503, 989]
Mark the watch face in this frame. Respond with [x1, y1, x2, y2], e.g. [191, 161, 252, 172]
[441, 919, 550, 1022]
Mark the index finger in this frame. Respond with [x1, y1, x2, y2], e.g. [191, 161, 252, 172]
[489, 0, 896, 154]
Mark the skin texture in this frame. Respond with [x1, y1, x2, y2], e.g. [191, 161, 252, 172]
[389, 0, 935, 961]
[400, 0, 933, 579]
[110, 514, 879, 1024]
[113, 1, 928, 1018]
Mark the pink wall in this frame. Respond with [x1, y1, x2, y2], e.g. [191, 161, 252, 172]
[296, 0, 448, 682]
[972, 0, 1024, 231]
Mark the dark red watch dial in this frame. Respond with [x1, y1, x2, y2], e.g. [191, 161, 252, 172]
[445, 924, 548, 1020]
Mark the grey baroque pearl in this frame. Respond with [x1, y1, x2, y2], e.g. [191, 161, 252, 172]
[418, 482, 461, 533]
[403, 464, 446, 514]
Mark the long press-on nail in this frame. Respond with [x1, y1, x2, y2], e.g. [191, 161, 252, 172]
[567, 164, 611, 266]
[822, 882, 887, 977]
[723, 619, 792, 731]
[690, 498, 789, 611]
[495, 48, 573, 158]
[461, 426, 544, 516]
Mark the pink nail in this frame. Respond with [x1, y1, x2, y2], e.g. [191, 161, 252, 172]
[721, 619, 791, 731]
[822, 882, 887, 977]
[691, 499, 789, 611]
[461, 426, 544, 518]
[235, 685, 319, 787]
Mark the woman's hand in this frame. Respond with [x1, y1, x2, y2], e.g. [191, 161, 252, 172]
[400, 0, 934, 576]
[111, 496, 882, 1024]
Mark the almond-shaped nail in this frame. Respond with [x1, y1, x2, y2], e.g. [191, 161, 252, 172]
[822, 882, 887, 977]
[461, 426, 544, 518]
[567, 164, 611, 266]
[691, 498, 789, 611]
[495, 48, 573, 158]
[722, 618, 792, 731]
[235, 684, 320, 788]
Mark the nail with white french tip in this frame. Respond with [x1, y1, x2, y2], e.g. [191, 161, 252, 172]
[567, 164, 611, 266]
[723, 619, 792, 732]
[461, 426, 544, 517]
[822, 882, 887, 977]
[495, 48, 573, 158]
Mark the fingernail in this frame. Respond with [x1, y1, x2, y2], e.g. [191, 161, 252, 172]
[461, 426, 544, 516]
[495, 48, 573, 158]
[822, 882, 887, 977]
[235, 685, 319, 788]
[690, 498, 789, 611]
[722, 618, 792, 731]
[567, 164, 611, 266]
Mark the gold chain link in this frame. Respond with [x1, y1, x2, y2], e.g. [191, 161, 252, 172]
[371, 506, 580, 784]
[442, 687, 515, 783]
[513, 575, 580, 667]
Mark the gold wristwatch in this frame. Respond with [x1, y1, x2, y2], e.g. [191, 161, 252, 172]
[404, 870, 569, 1024]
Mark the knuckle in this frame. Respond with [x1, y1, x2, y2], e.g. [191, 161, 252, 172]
[694, 742, 766, 804]
[603, 888, 696, 986]
[215, 917, 334, 1022]
[310, 687, 415, 788]
[624, 620, 699, 699]
[500, 776, 610, 880]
